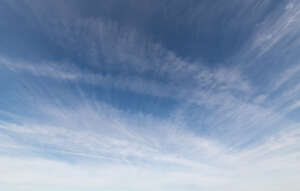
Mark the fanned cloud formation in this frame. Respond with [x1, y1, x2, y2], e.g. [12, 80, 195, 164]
[0, 0, 300, 191]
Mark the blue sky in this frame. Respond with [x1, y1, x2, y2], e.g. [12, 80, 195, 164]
[0, 0, 300, 190]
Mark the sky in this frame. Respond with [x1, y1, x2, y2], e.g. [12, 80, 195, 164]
[0, 0, 300, 190]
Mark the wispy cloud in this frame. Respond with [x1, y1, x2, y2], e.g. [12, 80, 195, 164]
[250, 0, 300, 55]
[1, 0, 300, 190]
[0, 104, 299, 191]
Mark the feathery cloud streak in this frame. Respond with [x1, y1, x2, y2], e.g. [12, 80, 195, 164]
[0, 0, 300, 190]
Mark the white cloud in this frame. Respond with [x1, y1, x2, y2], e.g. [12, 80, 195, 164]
[251, 0, 300, 55]
[0, 111, 299, 191]
[1, 1, 300, 190]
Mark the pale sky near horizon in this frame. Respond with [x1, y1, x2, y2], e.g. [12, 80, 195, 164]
[0, 0, 300, 190]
